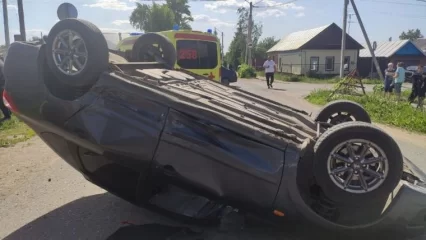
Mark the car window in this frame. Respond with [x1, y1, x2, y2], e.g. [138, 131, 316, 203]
[176, 40, 218, 69]
[102, 33, 122, 50]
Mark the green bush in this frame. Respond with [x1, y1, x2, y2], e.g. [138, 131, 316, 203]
[305, 70, 321, 78]
[305, 89, 426, 133]
[287, 76, 301, 82]
[373, 84, 384, 93]
[0, 116, 35, 147]
[238, 64, 257, 78]
[362, 78, 382, 85]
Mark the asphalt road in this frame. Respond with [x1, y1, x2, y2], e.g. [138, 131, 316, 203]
[0, 79, 425, 240]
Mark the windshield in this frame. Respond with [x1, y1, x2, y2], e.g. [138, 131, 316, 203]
[102, 32, 123, 50]
[176, 40, 218, 69]
[406, 66, 426, 72]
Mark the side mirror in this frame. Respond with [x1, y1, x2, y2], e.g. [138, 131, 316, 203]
[57, 2, 78, 20]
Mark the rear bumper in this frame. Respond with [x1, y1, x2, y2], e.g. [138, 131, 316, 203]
[380, 181, 426, 236]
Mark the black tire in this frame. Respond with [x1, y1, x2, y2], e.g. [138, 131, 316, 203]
[131, 33, 176, 68]
[45, 19, 109, 88]
[314, 122, 403, 206]
[314, 100, 371, 126]
[221, 78, 230, 86]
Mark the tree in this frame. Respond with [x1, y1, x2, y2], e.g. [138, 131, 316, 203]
[253, 36, 279, 61]
[226, 25, 246, 68]
[399, 29, 423, 41]
[130, 3, 175, 32]
[166, 0, 193, 29]
[236, 7, 263, 47]
[225, 7, 263, 68]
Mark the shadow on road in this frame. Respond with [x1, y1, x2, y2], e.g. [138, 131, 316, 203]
[3, 192, 422, 240]
[271, 88, 286, 91]
[3, 193, 179, 240]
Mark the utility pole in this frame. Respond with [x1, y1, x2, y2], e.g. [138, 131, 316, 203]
[221, 31, 224, 62]
[339, 0, 349, 78]
[247, 1, 253, 66]
[349, 0, 384, 81]
[2, 0, 10, 47]
[17, 0, 26, 41]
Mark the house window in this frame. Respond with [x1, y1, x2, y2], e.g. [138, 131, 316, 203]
[310, 57, 319, 71]
[279, 57, 282, 72]
[344, 56, 350, 71]
[325, 56, 335, 71]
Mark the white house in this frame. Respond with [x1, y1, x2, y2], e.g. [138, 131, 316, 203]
[267, 23, 364, 76]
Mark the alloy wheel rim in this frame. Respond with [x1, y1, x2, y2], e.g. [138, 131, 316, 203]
[327, 139, 389, 194]
[52, 29, 88, 76]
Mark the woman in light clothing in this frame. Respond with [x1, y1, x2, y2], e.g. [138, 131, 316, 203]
[393, 62, 406, 101]
[384, 62, 395, 97]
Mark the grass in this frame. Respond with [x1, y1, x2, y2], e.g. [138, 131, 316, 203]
[0, 116, 35, 147]
[305, 88, 426, 134]
[256, 71, 382, 85]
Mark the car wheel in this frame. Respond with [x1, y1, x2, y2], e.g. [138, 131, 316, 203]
[221, 78, 230, 86]
[314, 122, 403, 206]
[131, 33, 176, 68]
[45, 18, 109, 88]
[314, 100, 371, 128]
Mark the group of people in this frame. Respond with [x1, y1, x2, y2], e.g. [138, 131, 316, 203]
[383, 62, 406, 100]
[384, 61, 426, 106]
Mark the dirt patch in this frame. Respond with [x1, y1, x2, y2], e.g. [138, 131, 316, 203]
[376, 123, 426, 150]
[0, 137, 57, 201]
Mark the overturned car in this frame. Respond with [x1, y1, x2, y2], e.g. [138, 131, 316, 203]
[3, 18, 426, 238]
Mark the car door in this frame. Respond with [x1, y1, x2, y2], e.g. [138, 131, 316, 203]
[151, 109, 285, 209]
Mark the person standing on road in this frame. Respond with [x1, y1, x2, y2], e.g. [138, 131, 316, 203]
[0, 59, 11, 122]
[384, 62, 395, 98]
[263, 56, 276, 89]
[418, 70, 426, 109]
[393, 62, 406, 101]
[408, 65, 424, 103]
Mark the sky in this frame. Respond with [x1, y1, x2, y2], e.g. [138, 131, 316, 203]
[0, 0, 426, 52]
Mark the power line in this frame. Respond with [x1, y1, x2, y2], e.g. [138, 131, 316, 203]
[370, 10, 426, 19]
[243, 0, 299, 65]
[359, 0, 426, 6]
[254, 0, 298, 8]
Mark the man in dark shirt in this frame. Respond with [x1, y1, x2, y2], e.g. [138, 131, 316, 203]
[0, 59, 11, 121]
[409, 65, 425, 104]
[412, 66, 426, 109]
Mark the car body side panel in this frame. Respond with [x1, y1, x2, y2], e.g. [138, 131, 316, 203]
[152, 109, 285, 209]
[273, 145, 304, 217]
[64, 93, 168, 166]
[61, 93, 169, 201]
